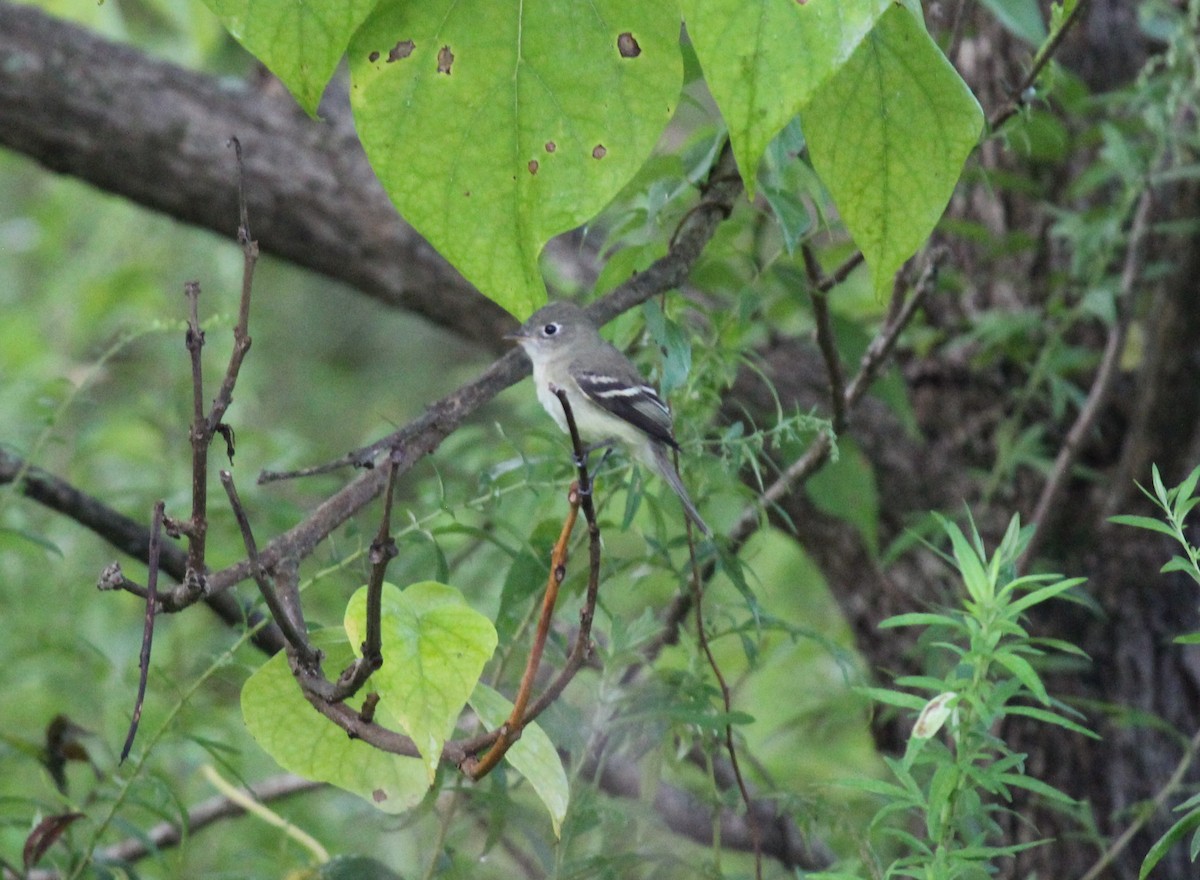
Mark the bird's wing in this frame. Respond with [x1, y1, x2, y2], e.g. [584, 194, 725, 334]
[573, 369, 679, 449]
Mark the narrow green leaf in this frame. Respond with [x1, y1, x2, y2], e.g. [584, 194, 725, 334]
[993, 651, 1050, 704]
[1173, 464, 1200, 516]
[469, 683, 570, 836]
[998, 772, 1079, 804]
[1161, 557, 1200, 578]
[203, 0, 377, 115]
[805, 4, 984, 295]
[1140, 808, 1200, 879]
[942, 517, 993, 603]
[1108, 514, 1180, 538]
[348, 1, 682, 317]
[880, 612, 961, 629]
[1152, 464, 1169, 508]
[1006, 577, 1085, 615]
[858, 687, 928, 711]
[241, 630, 430, 813]
[1005, 704, 1099, 738]
[345, 582, 498, 782]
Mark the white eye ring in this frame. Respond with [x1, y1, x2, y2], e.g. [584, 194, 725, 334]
[542, 322, 561, 337]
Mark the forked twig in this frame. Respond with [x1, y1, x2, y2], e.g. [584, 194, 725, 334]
[465, 387, 601, 778]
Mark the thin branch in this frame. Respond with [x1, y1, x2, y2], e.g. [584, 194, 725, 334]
[466, 387, 600, 778]
[1077, 723, 1200, 880]
[988, 0, 1093, 132]
[0, 448, 284, 654]
[803, 244, 848, 432]
[686, 496, 762, 879]
[182, 280, 209, 588]
[328, 455, 402, 701]
[220, 470, 319, 668]
[206, 137, 258, 438]
[119, 500, 165, 763]
[1017, 184, 1154, 573]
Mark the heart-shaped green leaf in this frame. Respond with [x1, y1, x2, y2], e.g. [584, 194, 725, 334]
[348, 0, 682, 318]
[241, 629, 430, 813]
[202, 0, 377, 115]
[804, 5, 983, 295]
[344, 582, 498, 782]
[682, 0, 889, 195]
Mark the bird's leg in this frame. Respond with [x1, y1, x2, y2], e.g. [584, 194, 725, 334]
[574, 440, 615, 495]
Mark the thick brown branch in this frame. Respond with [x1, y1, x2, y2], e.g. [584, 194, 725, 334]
[0, 447, 284, 655]
[0, 1, 509, 348]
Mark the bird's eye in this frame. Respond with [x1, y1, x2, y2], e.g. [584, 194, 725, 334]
[542, 322, 560, 337]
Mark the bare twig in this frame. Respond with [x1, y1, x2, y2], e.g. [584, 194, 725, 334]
[220, 470, 319, 668]
[466, 387, 599, 778]
[685, 496, 763, 879]
[206, 138, 258, 439]
[182, 280, 209, 588]
[1077, 723, 1200, 880]
[803, 244, 848, 432]
[119, 500, 164, 763]
[329, 455, 402, 701]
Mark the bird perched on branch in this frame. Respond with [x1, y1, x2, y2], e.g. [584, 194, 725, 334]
[508, 301, 710, 536]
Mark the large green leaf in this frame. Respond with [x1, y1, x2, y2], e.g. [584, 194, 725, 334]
[805, 4, 983, 295]
[469, 683, 570, 836]
[241, 630, 430, 813]
[348, 1, 683, 318]
[202, 0, 377, 115]
[344, 581, 498, 782]
[681, 0, 889, 195]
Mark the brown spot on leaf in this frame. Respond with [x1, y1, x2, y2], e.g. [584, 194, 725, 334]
[372, 788, 388, 802]
[617, 32, 641, 58]
[592, 144, 607, 160]
[528, 160, 539, 175]
[368, 50, 380, 63]
[545, 141, 556, 153]
[387, 40, 415, 63]
[437, 45, 454, 74]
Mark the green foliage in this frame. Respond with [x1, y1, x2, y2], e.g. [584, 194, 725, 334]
[469, 683, 570, 836]
[347, 0, 683, 319]
[1112, 464, 1200, 878]
[196, 0, 982, 314]
[344, 581, 498, 782]
[242, 629, 431, 814]
[805, 4, 984, 296]
[204, 0, 377, 113]
[818, 514, 1092, 878]
[680, 0, 889, 194]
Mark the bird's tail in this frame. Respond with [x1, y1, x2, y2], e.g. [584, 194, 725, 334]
[650, 443, 711, 536]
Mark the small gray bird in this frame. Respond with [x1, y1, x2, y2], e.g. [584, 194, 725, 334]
[508, 302, 710, 535]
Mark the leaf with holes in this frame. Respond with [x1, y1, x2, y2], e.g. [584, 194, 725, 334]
[203, 0, 378, 115]
[348, 0, 682, 318]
